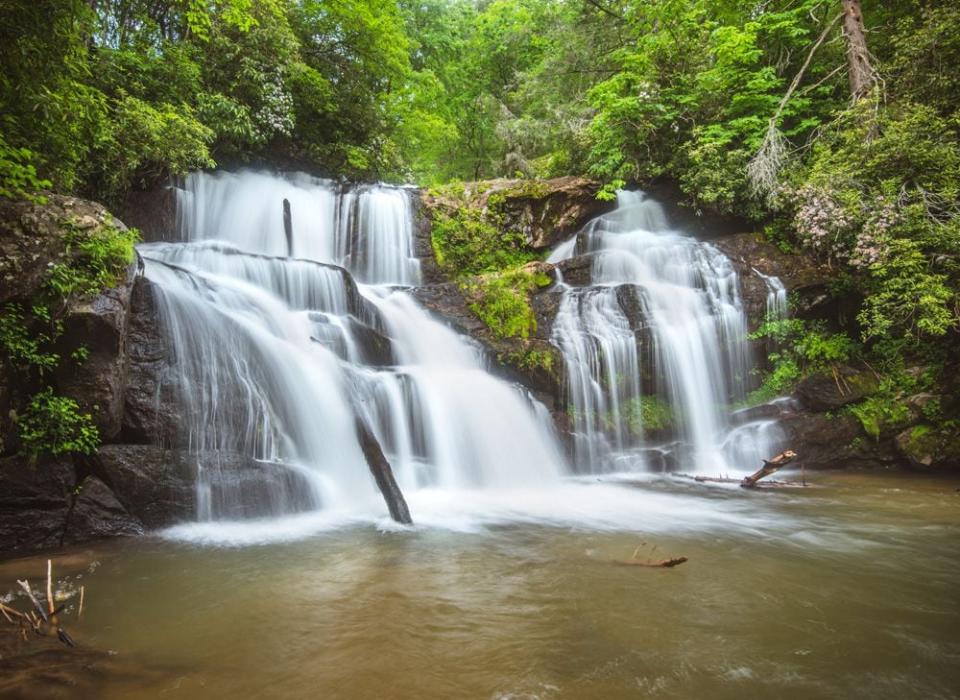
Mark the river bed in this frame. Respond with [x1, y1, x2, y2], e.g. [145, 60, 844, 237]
[2, 471, 958, 699]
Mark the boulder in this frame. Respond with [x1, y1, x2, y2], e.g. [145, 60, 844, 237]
[894, 424, 960, 471]
[0, 455, 76, 553]
[91, 444, 196, 528]
[795, 366, 879, 412]
[0, 193, 139, 445]
[63, 475, 144, 544]
[779, 412, 899, 470]
[555, 254, 594, 286]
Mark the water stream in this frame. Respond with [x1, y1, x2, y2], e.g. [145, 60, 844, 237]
[548, 191, 781, 474]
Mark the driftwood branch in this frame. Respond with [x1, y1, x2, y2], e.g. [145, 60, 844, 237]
[740, 449, 797, 488]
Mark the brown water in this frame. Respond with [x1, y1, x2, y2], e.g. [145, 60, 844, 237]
[3, 472, 959, 699]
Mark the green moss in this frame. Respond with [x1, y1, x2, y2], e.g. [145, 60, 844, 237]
[430, 203, 536, 277]
[850, 394, 913, 440]
[428, 180, 555, 278]
[461, 268, 550, 339]
[504, 347, 557, 373]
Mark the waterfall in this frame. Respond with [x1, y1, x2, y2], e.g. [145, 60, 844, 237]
[754, 268, 788, 321]
[177, 170, 420, 285]
[549, 191, 780, 474]
[142, 170, 563, 524]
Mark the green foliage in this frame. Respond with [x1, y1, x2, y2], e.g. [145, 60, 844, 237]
[15, 388, 99, 458]
[0, 305, 60, 376]
[747, 318, 858, 404]
[44, 219, 140, 301]
[462, 268, 551, 340]
[623, 396, 674, 435]
[91, 96, 215, 200]
[0, 135, 51, 203]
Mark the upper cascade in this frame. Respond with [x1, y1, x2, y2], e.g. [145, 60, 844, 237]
[549, 191, 782, 474]
[177, 170, 421, 286]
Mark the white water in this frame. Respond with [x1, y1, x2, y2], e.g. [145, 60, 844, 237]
[177, 170, 420, 285]
[143, 170, 564, 531]
[549, 191, 780, 474]
[754, 267, 788, 321]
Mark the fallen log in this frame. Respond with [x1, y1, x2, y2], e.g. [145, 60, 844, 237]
[282, 198, 293, 257]
[613, 556, 688, 568]
[354, 416, 413, 525]
[740, 449, 797, 488]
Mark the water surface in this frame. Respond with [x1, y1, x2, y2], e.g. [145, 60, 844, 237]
[3, 472, 958, 699]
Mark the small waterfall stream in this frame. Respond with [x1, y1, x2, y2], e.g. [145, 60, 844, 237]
[548, 191, 782, 474]
[143, 171, 564, 526]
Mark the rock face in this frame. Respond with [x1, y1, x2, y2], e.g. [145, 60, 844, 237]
[0, 455, 143, 553]
[0, 194, 139, 447]
[711, 233, 836, 331]
[794, 366, 879, 412]
[117, 182, 179, 242]
[119, 276, 181, 445]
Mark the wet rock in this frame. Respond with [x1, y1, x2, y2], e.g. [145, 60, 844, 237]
[54, 263, 138, 441]
[92, 444, 319, 526]
[894, 424, 960, 471]
[91, 444, 196, 528]
[117, 182, 179, 241]
[119, 276, 181, 445]
[779, 412, 899, 470]
[63, 475, 144, 544]
[0, 455, 76, 553]
[710, 233, 836, 331]
[555, 254, 594, 286]
[344, 317, 395, 367]
[795, 366, 879, 412]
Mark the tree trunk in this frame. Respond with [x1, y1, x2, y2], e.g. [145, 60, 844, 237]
[354, 416, 413, 525]
[841, 0, 875, 101]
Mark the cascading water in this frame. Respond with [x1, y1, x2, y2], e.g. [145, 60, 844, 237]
[177, 170, 420, 285]
[549, 191, 781, 474]
[142, 170, 564, 526]
[754, 268, 788, 321]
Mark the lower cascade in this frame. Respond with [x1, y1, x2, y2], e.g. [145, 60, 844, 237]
[142, 170, 565, 525]
[547, 191, 783, 474]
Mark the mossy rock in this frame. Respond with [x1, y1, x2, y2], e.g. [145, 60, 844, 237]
[895, 424, 960, 471]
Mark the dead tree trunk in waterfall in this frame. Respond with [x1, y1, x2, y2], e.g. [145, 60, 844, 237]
[841, 0, 876, 102]
[740, 450, 797, 488]
[282, 198, 293, 257]
[354, 416, 413, 524]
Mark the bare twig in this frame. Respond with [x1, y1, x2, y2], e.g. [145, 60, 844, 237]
[16, 580, 48, 623]
[46, 559, 54, 615]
